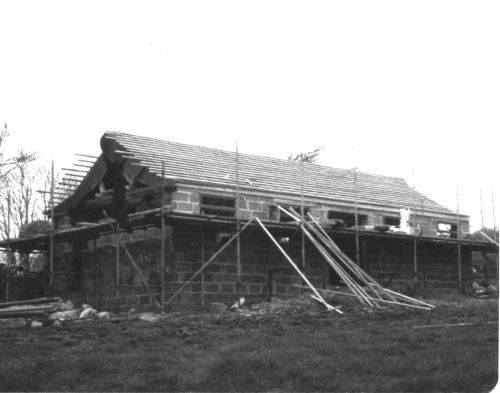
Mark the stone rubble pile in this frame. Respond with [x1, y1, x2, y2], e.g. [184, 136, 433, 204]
[0, 297, 111, 328]
[225, 295, 328, 317]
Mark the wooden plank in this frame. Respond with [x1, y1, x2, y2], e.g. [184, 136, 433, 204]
[294, 285, 432, 310]
[160, 161, 166, 308]
[305, 211, 394, 301]
[61, 168, 88, 173]
[0, 297, 61, 309]
[298, 221, 379, 308]
[78, 159, 97, 164]
[372, 286, 435, 308]
[0, 306, 59, 319]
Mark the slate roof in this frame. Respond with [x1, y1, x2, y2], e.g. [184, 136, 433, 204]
[101, 131, 457, 217]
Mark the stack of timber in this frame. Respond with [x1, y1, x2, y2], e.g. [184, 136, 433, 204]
[279, 206, 435, 311]
[0, 297, 61, 319]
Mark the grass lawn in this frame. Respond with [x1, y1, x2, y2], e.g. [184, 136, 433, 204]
[0, 295, 497, 392]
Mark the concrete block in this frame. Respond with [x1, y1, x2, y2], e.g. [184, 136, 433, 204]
[251, 274, 267, 284]
[248, 201, 264, 211]
[249, 284, 263, 294]
[205, 283, 219, 293]
[172, 191, 191, 202]
[172, 201, 195, 213]
[220, 283, 235, 293]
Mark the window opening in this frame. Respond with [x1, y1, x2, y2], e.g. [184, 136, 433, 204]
[383, 216, 400, 226]
[200, 195, 236, 217]
[437, 222, 457, 238]
[327, 211, 367, 227]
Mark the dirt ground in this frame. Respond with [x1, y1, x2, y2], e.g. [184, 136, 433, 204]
[0, 293, 498, 392]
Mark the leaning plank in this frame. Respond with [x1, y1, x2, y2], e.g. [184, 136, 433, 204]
[164, 219, 255, 308]
[281, 206, 383, 307]
[304, 211, 398, 302]
[279, 205, 371, 290]
[254, 217, 342, 314]
[0, 305, 59, 319]
[479, 231, 499, 249]
[305, 220, 389, 302]
[294, 285, 432, 310]
[372, 286, 435, 308]
[300, 223, 379, 309]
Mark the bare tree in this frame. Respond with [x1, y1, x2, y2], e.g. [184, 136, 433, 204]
[0, 162, 50, 239]
[288, 146, 323, 163]
[0, 124, 41, 240]
[0, 123, 36, 183]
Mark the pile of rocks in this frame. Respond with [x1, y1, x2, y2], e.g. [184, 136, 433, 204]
[0, 297, 111, 328]
[48, 300, 111, 325]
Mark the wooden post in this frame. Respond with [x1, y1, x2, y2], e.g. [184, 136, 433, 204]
[160, 161, 166, 309]
[300, 159, 306, 277]
[115, 224, 120, 312]
[201, 228, 205, 307]
[412, 172, 418, 293]
[420, 199, 424, 233]
[492, 188, 498, 278]
[235, 143, 241, 294]
[456, 183, 463, 294]
[92, 238, 99, 308]
[49, 160, 54, 290]
[352, 147, 360, 266]
[353, 167, 360, 265]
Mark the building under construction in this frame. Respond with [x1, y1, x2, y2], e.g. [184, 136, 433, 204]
[0, 132, 495, 310]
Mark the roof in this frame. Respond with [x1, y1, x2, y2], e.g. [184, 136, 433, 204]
[101, 131, 458, 217]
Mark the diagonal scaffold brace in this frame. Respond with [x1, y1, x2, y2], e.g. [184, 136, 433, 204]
[164, 218, 255, 308]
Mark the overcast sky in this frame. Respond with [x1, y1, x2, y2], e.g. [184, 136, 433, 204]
[1, 1, 498, 232]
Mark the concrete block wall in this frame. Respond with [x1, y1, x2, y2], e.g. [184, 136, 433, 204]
[171, 189, 200, 214]
[237, 195, 271, 220]
[53, 224, 330, 312]
[170, 187, 272, 220]
[169, 188, 469, 239]
[361, 238, 470, 293]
